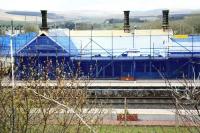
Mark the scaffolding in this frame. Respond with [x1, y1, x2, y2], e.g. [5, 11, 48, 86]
[1, 29, 200, 80]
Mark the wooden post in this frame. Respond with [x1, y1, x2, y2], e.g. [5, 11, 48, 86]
[175, 98, 179, 127]
[124, 97, 127, 126]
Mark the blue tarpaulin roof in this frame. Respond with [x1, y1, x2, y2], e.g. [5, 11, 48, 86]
[13, 32, 38, 53]
[0, 35, 10, 56]
[0, 31, 78, 57]
[0, 32, 37, 56]
[17, 34, 71, 56]
[48, 30, 78, 56]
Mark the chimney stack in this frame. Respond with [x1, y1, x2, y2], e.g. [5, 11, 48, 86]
[40, 10, 49, 31]
[162, 10, 169, 30]
[124, 11, 130, 33]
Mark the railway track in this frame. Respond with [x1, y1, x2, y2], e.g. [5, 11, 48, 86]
[87, 96, 175, 109]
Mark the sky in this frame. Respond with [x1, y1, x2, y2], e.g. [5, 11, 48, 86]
[0, 0, 199, 11]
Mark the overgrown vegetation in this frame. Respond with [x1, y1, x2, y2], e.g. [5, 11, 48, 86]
[136, 15, 200, 34]
[24, 23, 39, 33]
[0, 30, 5, 35]
[0, 57, 105, 133]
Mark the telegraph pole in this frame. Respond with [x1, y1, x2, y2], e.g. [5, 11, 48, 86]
[10, 20, 15, 133]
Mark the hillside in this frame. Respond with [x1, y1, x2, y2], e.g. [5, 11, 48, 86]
[0, 9, 199, 23]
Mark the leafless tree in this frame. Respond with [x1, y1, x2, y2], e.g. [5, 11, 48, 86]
[0, 55, 107, 133]
[156, 66, 200, 132]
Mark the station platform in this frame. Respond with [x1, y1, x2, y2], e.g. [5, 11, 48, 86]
[2, 79, 199, 87]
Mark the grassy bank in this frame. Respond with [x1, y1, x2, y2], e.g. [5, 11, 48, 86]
[22, 125, 199, 133]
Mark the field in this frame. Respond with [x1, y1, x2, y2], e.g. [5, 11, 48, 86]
[98, 126, 197, 133]
[24, 125, 198, 133]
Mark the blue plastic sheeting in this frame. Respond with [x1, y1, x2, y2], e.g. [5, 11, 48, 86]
[171, 35, 200, 42]
[15, 56, 71, 80]
[48, 30, 78, 56]
[170, 52, 200, 54]
[70, 34, 200, 58]
[15, 55, 200, 80]
[2, 29, 200, 58]
[13, 32, 37, 53]
[0, 32, 37, 56]
[74, 57, 200, 79]
[0, 35, 10, 56]
[17, 35, 70, 56]
[10, 30, 200, 80]
[0, 31, 78, 57]
[71, 35, 169, 57]
[15, 30, 79, 56]
[169, 35, 200, 55]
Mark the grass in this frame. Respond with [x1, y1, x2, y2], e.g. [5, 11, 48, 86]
[97, 125, 198, 133]
[23, 125, 199, 133]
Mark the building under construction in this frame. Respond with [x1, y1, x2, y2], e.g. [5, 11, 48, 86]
[0, 10, 200, 81]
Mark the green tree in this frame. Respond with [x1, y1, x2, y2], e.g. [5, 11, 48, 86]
[185, 15, 200, 33]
